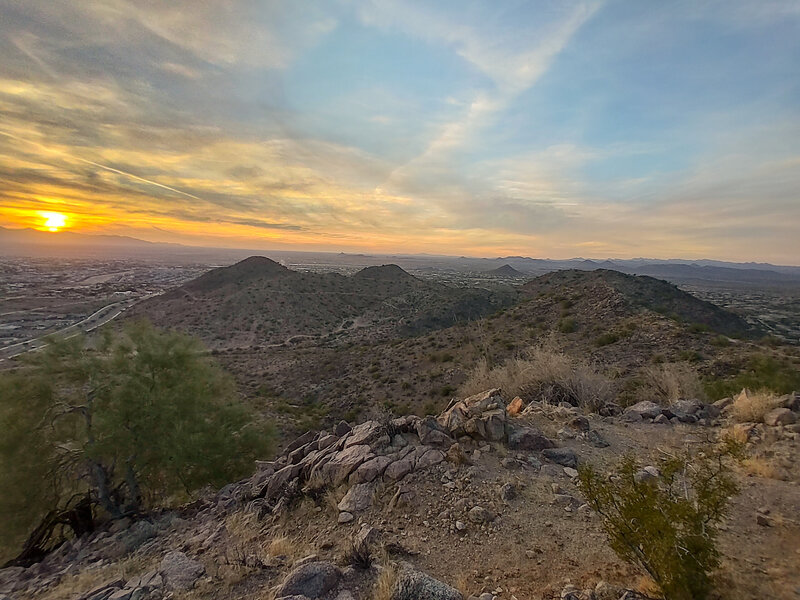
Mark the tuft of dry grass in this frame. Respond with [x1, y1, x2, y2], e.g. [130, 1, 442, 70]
[373, 562, 398, 600]
[731, 389, 781, 423]
[266, 535, 300, 560]
[741, 457, 784, 480]
[459, 344, 612, 412]
[639, 362, 705, 403]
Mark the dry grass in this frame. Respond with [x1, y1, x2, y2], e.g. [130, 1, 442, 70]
[731, 390, 782, 423]
[460, 344, 612, 412]
[30, 554, 157, 600]
[373, 562, 398, 600]
[639, 362, 705, 403]
[454, 573, 472, 597]
[741, 457, 785, 480]
[266, 535, 300, 560]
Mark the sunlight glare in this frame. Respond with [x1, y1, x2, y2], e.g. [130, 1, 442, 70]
[40, 211, 67, 232]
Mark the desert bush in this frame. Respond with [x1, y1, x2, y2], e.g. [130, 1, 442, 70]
[730, 389, 781, 423]
[704, 354, 800, 400]
[578, 441, 742, 600]
[0, 321, 274, 565]
[459, 345, 612, 412]
[639, 362, 706, 403]
[558, 317, 576, 333]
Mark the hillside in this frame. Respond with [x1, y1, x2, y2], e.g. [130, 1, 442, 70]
[485, 264, 525, 277]
[522, 269, 758, 338]
[128, 257, 519, 349]
[5, 388, 798, 600]
[198, 268, 785, 436]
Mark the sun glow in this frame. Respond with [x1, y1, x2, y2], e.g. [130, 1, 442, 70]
[40, 211, 68, 232]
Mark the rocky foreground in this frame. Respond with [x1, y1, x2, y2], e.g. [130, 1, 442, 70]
[2, 390, 799, 600]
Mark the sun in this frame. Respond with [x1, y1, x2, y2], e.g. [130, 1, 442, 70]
[40, 211, 68, 232]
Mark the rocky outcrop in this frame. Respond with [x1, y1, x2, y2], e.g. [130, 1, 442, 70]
[390, 562, 463, 600]
[274, 561, 341, 599]
[160, 550, 205, 591]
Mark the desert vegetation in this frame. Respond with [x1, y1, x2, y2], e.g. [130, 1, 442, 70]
[0, 321, 274, 565]
[459, 343, 612, 412]
[578, 440, 743, 600]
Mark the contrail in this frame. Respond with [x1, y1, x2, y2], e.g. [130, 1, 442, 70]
[0, 129, 202, 201]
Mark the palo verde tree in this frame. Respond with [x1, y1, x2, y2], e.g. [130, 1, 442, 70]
[0, 321, 274, 565]
[577, 440, 743, 600]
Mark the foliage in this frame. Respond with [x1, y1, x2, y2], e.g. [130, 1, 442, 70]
[704, 354, 800, 400]
[0, 321, 274, 563]
[577, 441, 743, 600]
[460, 344, 612, 411]
[639, 362, 706, 403]
[729, 389, 782, 424]
[558, 317, 576, 333]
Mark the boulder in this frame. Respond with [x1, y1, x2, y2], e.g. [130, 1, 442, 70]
[764, 407, 796, 427]
[624, 401, 663, 420]
[349, 455, 393, 484]
[337, 482, 375, 513]
[285, 431, 317, 454]
[159, 551, 205, 592]
[415, 448, 445, 471]
[467, 506, 495, 524]
[320, 444, 374, 486]
[275, 561, 341, 599]
[416, 418, 456, 447]
[542, 448, 578, 468]
[334, 421, 352, 436]
[391, 562, 463, 600]
[507, 396, 524, 416]
[264, 463, 302, 500]
[384, 457, 414, 481]
[437, 389, 505, 437]
[507, 425, 554, 451]
[344, 421, 386, 448]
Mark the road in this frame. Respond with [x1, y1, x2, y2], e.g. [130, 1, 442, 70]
[0, 296, 150, 362]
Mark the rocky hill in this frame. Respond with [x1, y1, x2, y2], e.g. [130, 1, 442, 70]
[127, 257, 518, 349]
[3, 388, 798, 600]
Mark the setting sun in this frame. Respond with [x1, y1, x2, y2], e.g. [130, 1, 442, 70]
[40, 212, 67, 232]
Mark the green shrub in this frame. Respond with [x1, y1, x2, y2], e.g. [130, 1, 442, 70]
[704, 354, 800, 400]
[578, 441, 742, 600]
[558, 317, 576, 333]
[594, 332, 620, 347]
[0, 322, 274, 564]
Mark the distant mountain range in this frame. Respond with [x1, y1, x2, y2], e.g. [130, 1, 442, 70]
[2, 226, 798, 285]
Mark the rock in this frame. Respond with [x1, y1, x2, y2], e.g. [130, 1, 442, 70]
[540, 464, 563, 477]
[337, 483, 375, 513]
[653, 414, 670, 425]
[338, 512, 354, 524]
[714, 397, 734, 410]
[507, 426, 554, 451]
[467, 506, 495, 524]
[416, 417, 456, 447]
[124, 569, 161, 591]
[563, 467, 579, 479]
[779, 392, 799, 412]
[599, 402, 622, 417]
[542, 448, 578, 468]
[455, 520, 466, 531]
[499, 483, 517, 502]
[384, 457, 414, 481]
[350, 455, 393, 484]
[567, 416, 590, 432]
[275, 561, 341, 599]
[594, 581, 619, 600]
[507, 396, 524, 416]
[354, 525, 380, 548]
[391, 562, 463, 600]
[345, 420, 388, 449]
[635, 467, 659, 484]
[756, 513, 772, 527]
[286, 431, 317, 454]
[437, 389, 505, 437]
[317, 434, 339, 450]
[624, 401, 663, 420]
[320, 445, 374, 486]
[671, 399, 703, 415]
[159, 551, 205, 591]
[416, 448, 445, 471]
[585, 429, 610, 448]
[265, 463, 303, 500]
[764, 407, 796, 427]
[620, 411, 643, 423]
[334, 421, 352, 437]
[445, 443, 469, 464]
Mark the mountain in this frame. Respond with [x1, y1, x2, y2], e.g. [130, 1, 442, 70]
[486, 264, 525, 277]
[622, 263, 800, 286]
[522, 269, 758, 338]
[129, 256, 518, 349]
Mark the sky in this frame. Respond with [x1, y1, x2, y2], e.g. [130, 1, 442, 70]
[0, 1, 799, 263]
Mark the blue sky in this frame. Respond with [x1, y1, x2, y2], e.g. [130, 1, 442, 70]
[0, 0, 798, 262]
